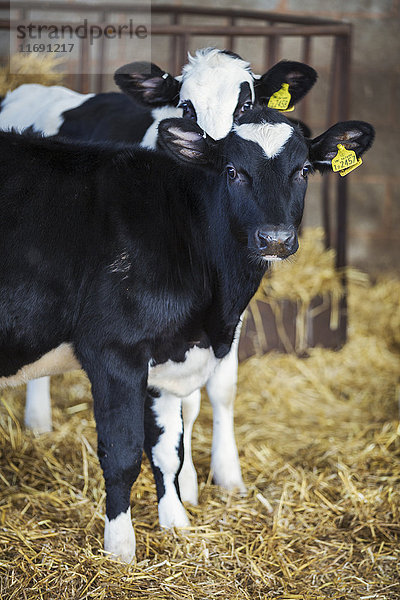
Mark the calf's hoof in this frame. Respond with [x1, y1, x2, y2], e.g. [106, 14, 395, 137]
[158, 495, 191, 529]
[178, 464, 199, 506]
[104, 508, 136, 564]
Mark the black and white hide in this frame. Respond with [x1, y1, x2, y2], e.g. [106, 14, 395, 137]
[0, 49, 317, 508]
[0, 108, 374, 561]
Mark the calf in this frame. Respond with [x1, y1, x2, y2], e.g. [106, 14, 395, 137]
[0, 49, 317, 506]
[0, 48, 315, 144]
[0, 108, 374, 561]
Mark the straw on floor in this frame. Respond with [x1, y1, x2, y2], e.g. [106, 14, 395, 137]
[0, 53, 65, 95]
[0, 237, 399, 600]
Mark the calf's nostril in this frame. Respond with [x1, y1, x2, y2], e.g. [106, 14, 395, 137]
[256, 231, 272, 249]
[284, 231, 296, 248]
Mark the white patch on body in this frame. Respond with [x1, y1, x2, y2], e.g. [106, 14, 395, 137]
[179, 389, 201, 505]
[151, 393, 190, 528]
[104, 507, 136, 563]
[180, 48, 255, 140]
[0, 343, 81, 388]
[0, 84, 93, 136]
[141, 105, 183, 149]
[148, 345, 219, 398]
[234, 121, 293, 159]
[25, 377, 52, 433]
[206, 319, 246, 493]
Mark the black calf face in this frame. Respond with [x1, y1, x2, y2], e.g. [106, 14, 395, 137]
[158, 108, 308, 260]
[158, 108, 374, 261]
[221, 110, 309, 260]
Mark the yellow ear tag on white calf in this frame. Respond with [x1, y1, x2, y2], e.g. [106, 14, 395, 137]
[268, 83, 292, 111]
[331, 144, 363, 176]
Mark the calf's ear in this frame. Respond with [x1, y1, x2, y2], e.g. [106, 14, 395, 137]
[114, 62, 180, 107]
[157, 118, 216, 166]
[309, 121, 375, 173]
[255, 61, 317, 107]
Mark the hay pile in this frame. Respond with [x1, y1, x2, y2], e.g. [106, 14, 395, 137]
[0, 233, 399, 599]
[255, 227, 348, 305]
[0, 54, 65, 95]
[243, 228, 369, 356]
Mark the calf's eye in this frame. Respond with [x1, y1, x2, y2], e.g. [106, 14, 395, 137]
[241, 101, 253, 113]
[227, 165, 237, 180]
[180, 101, 196, 120]
[302, 165, 311, 178]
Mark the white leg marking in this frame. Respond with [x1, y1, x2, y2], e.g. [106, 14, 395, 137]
[179, 390, 201, 505]
[152, 393, 190, 528]
[157, 477, 191, 529]
[24, 377, 52, 433]
[206, 322, 246, 494]
[104, 507, 136, 563]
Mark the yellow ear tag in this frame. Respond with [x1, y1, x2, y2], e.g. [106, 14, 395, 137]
[331, 144, 363, 176]
[268, 83, 292, 111]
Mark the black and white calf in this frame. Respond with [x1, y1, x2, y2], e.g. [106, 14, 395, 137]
[0, 48, 316, 145]
[0, 108, 374, 561]
[0, 49, 317, 506]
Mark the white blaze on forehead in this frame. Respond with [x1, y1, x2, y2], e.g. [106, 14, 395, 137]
[179, 48, 254, 140]
[234, 121, 294, 159]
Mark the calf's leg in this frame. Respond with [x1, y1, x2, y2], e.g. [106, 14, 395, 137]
[25, 377, 52, 433]
[206, 326, 246, 494]
[179, 389, 201, 505]
[144, 390, 190, 529]
[84, 355, 147, 563]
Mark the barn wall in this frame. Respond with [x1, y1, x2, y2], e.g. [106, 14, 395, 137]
[0, 0, 398, 274]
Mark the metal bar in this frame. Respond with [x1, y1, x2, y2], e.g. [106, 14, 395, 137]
[322, 36, 342, 251]
[170, 12, 179, 75]
[0, 21, 352, 38]
[299, 37, 312, 123]
[148, 25, 351, 37]
[172, 34, 186, 77]
[267, 23, 279, 68]
[226, 16, 236, 52]
[0, 2, 350, 26]
[321, 178, 332, 251]
[180, 34, 190, 73]
[330, 38, 342, 129]
[95, 9, 106, 94]
[335, 32, 352, 271]
[79, 36, 90, 93]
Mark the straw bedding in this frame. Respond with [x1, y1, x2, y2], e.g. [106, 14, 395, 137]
[0, 229, 399, 599]
[0, 54, 65, 94]
[0, 54, 397, 599]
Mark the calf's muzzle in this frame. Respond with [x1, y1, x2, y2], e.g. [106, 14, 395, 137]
[255, 225, 298, 259]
